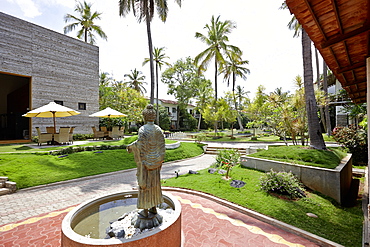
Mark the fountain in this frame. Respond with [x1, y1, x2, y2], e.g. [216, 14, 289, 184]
[61, 191, 181, 246]
[61, 105, 182, 246]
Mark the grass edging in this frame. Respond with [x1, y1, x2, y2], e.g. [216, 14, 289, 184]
[163, 187, 345, 247]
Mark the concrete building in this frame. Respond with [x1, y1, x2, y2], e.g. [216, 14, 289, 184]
[0, 12, 99, 140]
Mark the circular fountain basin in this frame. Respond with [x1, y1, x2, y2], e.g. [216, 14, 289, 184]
[61, 191, 181, 247]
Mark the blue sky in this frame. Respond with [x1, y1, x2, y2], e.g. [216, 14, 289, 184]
[2, 0, 317, 100]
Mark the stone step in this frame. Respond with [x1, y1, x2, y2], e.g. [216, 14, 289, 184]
[0, 188, 11, 196]
[5, 181, 17, 193]
[0, 176, 8, 182]
[205, 147, 246, 155]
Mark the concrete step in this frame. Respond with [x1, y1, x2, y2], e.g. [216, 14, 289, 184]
[0, 188, 11, 196]
[205, 147, 246, 155]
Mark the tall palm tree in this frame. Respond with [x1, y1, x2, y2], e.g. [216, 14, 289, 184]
[119, 0, 182, 104]
[124, 68, 147, 95]
[220, 52, 250, 130]
[282, 3, 326, 150]
[194, 15, 240, 100]
[143, 47, 171, 124]
[64, 1, 107, 44]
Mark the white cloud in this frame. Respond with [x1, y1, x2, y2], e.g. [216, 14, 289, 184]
[12, 0, 42, 18]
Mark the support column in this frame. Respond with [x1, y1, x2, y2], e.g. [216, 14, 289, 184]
[364, 57, 370, 246]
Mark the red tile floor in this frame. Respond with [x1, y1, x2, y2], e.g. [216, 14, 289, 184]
[0, 191, 319, 247]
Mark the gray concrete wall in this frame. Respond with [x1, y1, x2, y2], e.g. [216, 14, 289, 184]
[241, 154, 353, 204]
[0, 12, 99, 135]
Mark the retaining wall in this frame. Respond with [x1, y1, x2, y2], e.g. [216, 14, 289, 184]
[241, 154, 353, 204]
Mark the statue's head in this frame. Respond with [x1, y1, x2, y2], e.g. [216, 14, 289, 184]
[143, 104, 156, 122]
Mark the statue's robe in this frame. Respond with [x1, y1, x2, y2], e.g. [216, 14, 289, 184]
[129, 122, 165, 209]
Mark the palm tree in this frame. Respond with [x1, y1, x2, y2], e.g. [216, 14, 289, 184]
[195, 79, 213, 131]
[220, 51, 250, 130]
[119, 0, 182, 104]
[194, 15, 240, 100]
[282, 3, 326, 150]
[64, 1, 107, 44]
[124, 68, 147, 95]
[143, 47, 171, 124]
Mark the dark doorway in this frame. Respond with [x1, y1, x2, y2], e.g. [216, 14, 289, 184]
[0, 73, 30, 140]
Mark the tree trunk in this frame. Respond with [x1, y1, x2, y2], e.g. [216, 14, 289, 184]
[232, 72, 244, 131]
[155, 62, 159, 125]
[302, 29, 326, 150]
[197, 113, 202, 131]
[145, 12, 155, 104]
[214, 59, 218, 100]
[323, 61, 331, 136]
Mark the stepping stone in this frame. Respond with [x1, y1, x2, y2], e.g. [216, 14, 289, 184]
[0, 188, 10, 196]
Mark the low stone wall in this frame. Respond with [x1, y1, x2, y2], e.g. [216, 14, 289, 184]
[241, 154, 353, 204]
[165, 141, 181, 150]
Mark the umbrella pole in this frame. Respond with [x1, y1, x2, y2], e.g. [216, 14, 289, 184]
[52, 111, 56, 134]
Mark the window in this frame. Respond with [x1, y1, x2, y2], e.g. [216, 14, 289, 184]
[54, 100, 63, 106]
[78, 102, 86, 110]
[172, 107, 177, 113]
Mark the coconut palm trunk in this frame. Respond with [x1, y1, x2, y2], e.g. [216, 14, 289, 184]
[302, 29, 326, 150]
[145, 9, 155, 104]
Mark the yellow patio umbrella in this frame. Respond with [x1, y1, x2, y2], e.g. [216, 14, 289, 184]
[23, 102, 81, 133]
[89, 107, 127, 131]
[89, 107, 127, 118]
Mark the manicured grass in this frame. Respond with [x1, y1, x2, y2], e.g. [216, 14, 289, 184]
[163, 166, 363, 247]
[0, 141, 203, 189]
[248, 145, 347, 169]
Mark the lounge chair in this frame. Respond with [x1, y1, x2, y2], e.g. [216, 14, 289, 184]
[54, 127, 70, 144]
[100, 126, 109, 137]
[69, 127, 75, 143]
[35, 127, 53, 146]
[92, 126, 105, 140]
[109, 126, 123, 140]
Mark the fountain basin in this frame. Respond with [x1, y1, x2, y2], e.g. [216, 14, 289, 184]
[61, 191, 181, 247]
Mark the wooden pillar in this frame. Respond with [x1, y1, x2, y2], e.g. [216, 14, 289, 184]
[365, 57, 370, 245]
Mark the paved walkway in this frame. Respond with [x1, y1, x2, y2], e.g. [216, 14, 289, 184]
[0, 142, 341, 246]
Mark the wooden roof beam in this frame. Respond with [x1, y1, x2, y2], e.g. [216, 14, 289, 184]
[321, 24, 370, 49]
[303, 0, 327, 40]
[336, 61, 366, 73]
[330, 0, 343, 34]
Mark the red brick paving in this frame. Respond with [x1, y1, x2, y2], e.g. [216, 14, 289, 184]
[0, 191, 319, 247]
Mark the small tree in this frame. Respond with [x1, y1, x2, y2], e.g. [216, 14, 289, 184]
[216, 149, 241, 179]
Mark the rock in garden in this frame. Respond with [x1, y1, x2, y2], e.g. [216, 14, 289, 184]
[218, 169, 227, 175]
[208, 168, 217, 174]
[230, 180, 246, 188]
[189, 170, 198, 174]
[306, 213, 318, 218]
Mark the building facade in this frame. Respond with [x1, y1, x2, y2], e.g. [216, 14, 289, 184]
[0, 12, 99, 140]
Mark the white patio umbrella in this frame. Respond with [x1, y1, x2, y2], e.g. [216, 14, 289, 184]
[89, 107, 127, 118]
[23, 102, 80, 133]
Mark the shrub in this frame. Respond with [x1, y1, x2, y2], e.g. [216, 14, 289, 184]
[260, 170, 305, 199]
[195, 133, 206, 143]
[215, 149, 241, 178]
[332, 125, 367, 166]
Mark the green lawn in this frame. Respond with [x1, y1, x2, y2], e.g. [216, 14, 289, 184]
[0, 141, 204, 189]
[248, 145, 347, 169]
[163, 166, 363, 247]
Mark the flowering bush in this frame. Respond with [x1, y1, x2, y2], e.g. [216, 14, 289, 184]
[215, 149, 241, 178]
[260, 170, 305, 199]
[332, 125, 367, 166]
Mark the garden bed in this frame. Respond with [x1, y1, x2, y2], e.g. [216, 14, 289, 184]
[241, 154, 354, 205]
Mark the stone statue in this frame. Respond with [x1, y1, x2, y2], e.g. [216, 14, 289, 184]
[127, 104, 165, 230]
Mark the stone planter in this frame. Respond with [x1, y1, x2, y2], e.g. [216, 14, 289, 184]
[241, 154, 353, 205]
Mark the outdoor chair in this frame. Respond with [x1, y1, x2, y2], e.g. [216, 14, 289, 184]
[35, 127, 52, 146]
[46, 126, 54, 134]
[69, 127, 75, 143]
[92, 126, 105, 140]
[109, 126, 123, 140]
[54, 127, 70, 144]
[100, 126, 109, 137]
